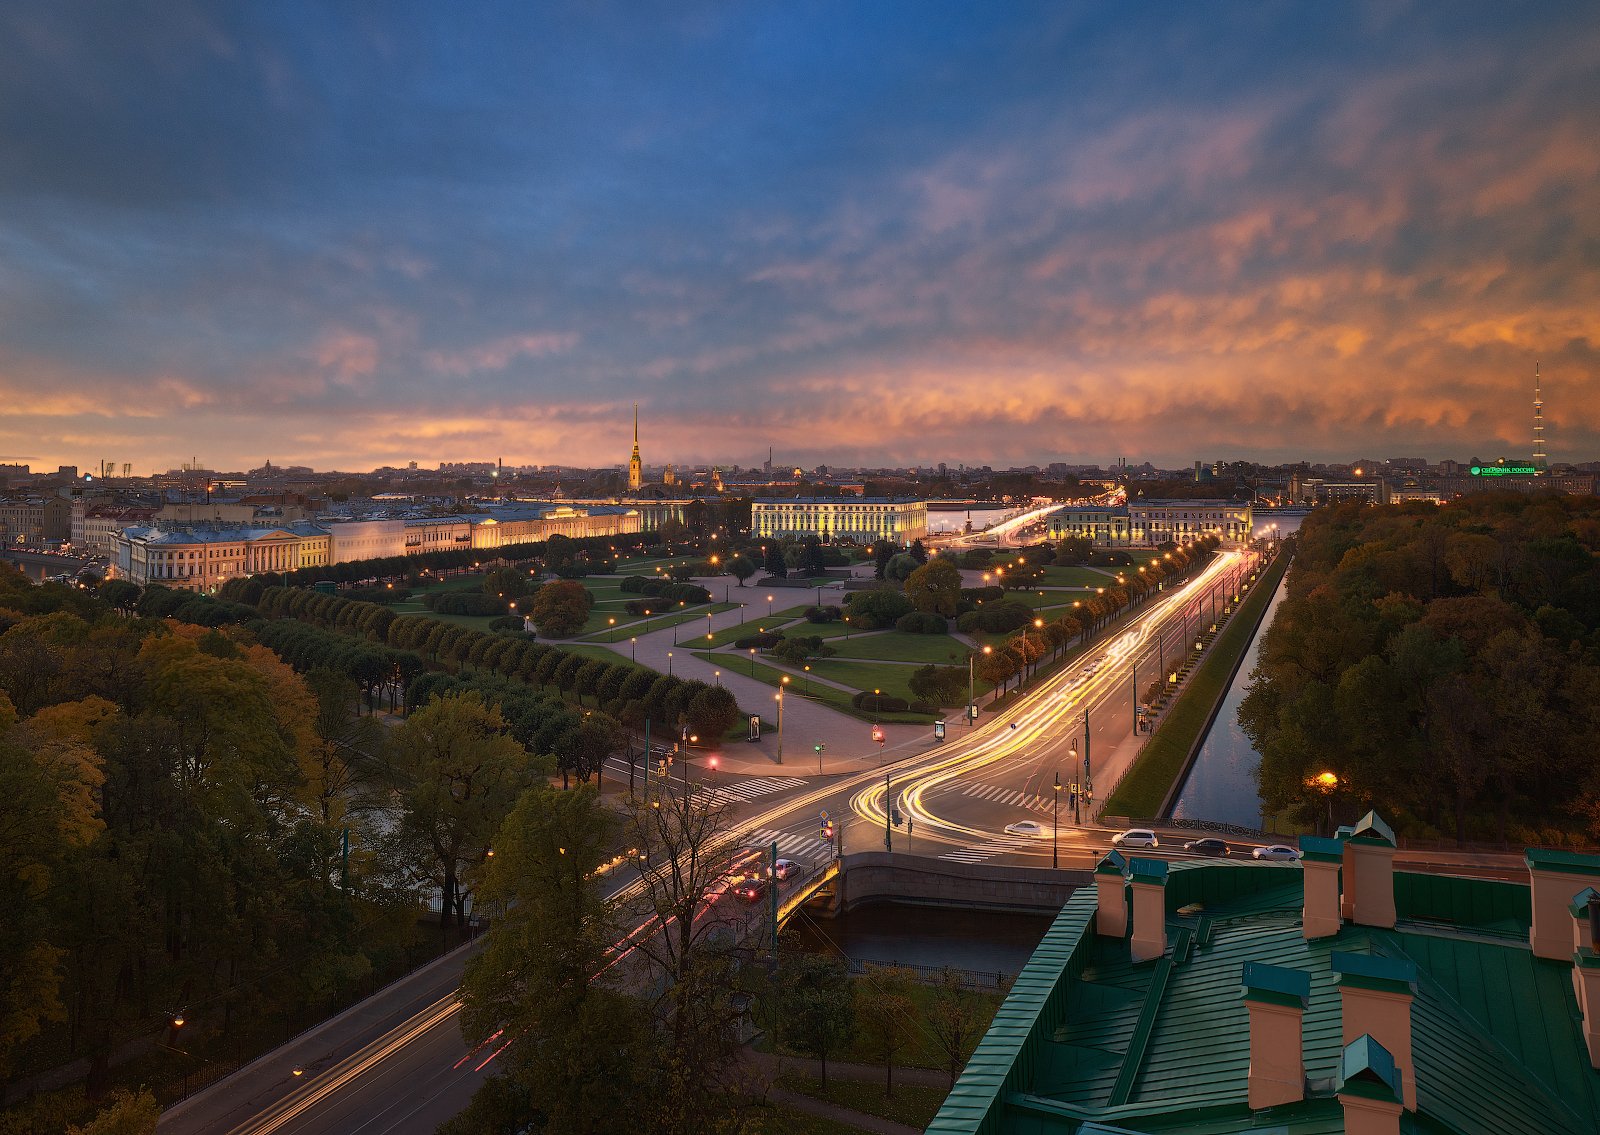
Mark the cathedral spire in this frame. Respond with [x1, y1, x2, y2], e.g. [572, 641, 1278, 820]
[628, 402, 643, 492]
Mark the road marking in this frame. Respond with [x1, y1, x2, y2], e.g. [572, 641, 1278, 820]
[959, 783, 1052, 814]
[937, 834, 1035, 863]
[746, 827, 829, 864]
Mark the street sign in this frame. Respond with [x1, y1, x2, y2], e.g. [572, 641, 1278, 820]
[871, 725, 885, 745]
[967, 702, 978, 721]
[934, 720, 946, 740]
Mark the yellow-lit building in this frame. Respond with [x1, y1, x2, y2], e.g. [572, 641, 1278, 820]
[752, 497, 927, 544]
[1047, 500, 1252, 547]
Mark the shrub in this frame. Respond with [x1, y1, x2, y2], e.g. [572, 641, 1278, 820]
[424, 592, 508, 616]
[895, 611, 947, 634]
[852, 691, 909, 713]
[845, 588, 914, 623]
[733, 631, 784, 650]
[804, 605, 842, 623]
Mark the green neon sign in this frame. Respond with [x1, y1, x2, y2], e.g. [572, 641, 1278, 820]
[1469, 464, 1538, 477]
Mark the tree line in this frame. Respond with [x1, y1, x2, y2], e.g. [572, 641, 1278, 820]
[1240, 494, 1600, 844]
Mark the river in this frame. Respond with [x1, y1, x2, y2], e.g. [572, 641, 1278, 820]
[1169, 513, 1303, 828]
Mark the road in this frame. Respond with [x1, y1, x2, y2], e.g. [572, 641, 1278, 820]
[168, 546, 1510, 1135]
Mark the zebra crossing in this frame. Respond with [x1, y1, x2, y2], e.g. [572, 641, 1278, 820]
[955, 782, 1054, 814]
[744, 826, 832, 866]
[938, 835, 1037, 864]
[700, 776, 808, 806]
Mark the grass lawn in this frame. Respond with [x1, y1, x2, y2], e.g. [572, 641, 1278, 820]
[697, 603, 814, 647]
[578, 601, 738, 641]
[554, 642, 631, 664]
[777, 1076, 950, 1131]
[1036, 565, 1119, 587]
[827, 631, 973, 666]
[1101, 552, 1288, 819]
[805, 659, 924, 705]
[692, 652, 934, 724]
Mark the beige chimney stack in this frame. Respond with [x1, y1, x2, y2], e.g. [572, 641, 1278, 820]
[1241, 962, 1311, 1109]
[1299, 835, 1344, 938]
[1342, 812, 1396, 929]
[1526, 849, 1600, 961]
[1094, 850, 1129, 938]
[1332, 952, 1417, 1110]
[1128, 857, 1169, 963]
[1570, 886, 1600, 1068]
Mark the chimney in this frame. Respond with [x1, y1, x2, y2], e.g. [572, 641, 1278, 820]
[1569, 888, 1600, 1068]
[1094, 850, 1129, 938]
[1128, 857, 1169, 963]
[1342, 812, 1396, 928]
[1526, 848, 1600, 961]
[1332, 952, 1417, 1110]
[1299, 835, 1344, 939]
[1241, 962, 1310, 1109]
[1337, 1035, 1404, 1135]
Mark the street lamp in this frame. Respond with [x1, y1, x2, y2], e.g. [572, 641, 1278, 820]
[967, 644, 992, 725]
[667, 651, 673, 676]
[767, 594, 774, 618]
[631, 636, 637, 662]
[776, 676, 789, 765]
[608, 616, 616, 642]
[1053, 771, 1061, 868]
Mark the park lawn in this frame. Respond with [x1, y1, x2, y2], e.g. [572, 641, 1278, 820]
[691, 652, 932, 724]
[776, 1076, 951, 1132]
[578, 601, 738, 641]
[805, 659, 924, 705]
[827, 631, 972, 666]
[1036, 564, 1120, 587]
[1101, 552, 1288, 819]
[553, 642, 630, 664]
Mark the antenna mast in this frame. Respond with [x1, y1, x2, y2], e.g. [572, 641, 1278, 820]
[1533, 360, 1546, 468]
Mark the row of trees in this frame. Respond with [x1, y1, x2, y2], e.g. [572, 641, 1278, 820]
[1240, 494, 1600, 843]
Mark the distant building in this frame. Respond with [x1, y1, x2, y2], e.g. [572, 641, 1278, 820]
[752, 497, 927, 544]
[0, 494, 72, 547]
[113, 521, 331, 590]
[930, 815, 1600, 1135]
[1046, 500, 1251, 546]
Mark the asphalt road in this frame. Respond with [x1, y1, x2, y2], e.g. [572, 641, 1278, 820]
[173, 549, 1480, 1135]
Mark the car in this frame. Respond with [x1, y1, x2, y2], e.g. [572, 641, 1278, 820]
[1183, 837, 1231, 857]
[732, 877, 770, 904]
[1004, 821, 1044, 837]
[1112, 828, 1159, 849]
[773, 858, 799, 880]
[1252, 844, 1302, 862]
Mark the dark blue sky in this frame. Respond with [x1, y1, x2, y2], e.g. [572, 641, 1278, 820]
[1, 1, 1596, 472]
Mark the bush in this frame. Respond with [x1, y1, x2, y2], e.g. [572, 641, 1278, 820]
[488, 615, 528, 633]
[425, 592, 508, 616]
[620, 575, 651, 594]
[733, 631, 785, 650]
[895, 611, 947, 634]
[846, 588, 914, 624]
[805, 605, 842, 623]
[346, 585, 411, 605]
[852, 690, 909, 713]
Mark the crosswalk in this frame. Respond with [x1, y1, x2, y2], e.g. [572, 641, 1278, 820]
[954, 782, 1054, 815]
[744, 826, 832, 867]
[701, 776, 808, 806]
[938, 834, 1037, 864]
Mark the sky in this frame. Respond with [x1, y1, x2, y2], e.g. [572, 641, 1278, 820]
[1, 1, 1597, 475]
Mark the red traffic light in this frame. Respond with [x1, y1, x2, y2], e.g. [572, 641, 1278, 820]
[871, 725, 885, 744]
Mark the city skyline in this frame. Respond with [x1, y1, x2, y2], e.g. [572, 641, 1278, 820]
[2, 2, 1597, 472]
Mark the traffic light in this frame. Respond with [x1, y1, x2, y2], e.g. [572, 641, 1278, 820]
[871, 725, 885, 745]
[814, 742, 825, 754]
[821, 819, 835, 842]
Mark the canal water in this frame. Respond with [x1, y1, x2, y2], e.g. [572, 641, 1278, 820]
[1169, 514, 1304, 829]
[785, 902, 1052, 977]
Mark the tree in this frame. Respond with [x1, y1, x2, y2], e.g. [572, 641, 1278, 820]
[301, 668, 383, 827]
[529, 579, 594, 638]
[1056, 535, 1093, 564]
[908, 538, 929, 564]
[389, 692, 537, 927]
[927, 968, 984, 1084]
[905, 557, 962, 617]
[777, 952, 856, 1086]
[727, 553, 756, 587]
[799, 537, 828, 578]
[909, 664, 966, 706]
[873, 541, 897, 580]
[762, 542, 787, 579]
[458, 786, 647, 1133]
[884, 553, 918, 582]
[857, 965, 920, 1096]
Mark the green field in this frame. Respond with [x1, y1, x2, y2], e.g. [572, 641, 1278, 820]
[827, 631, 973, 665]
[692, 652, 934, 723]
[578, 601, 738, 641]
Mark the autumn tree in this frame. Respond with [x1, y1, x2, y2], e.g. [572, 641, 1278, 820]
[905, 557, 962, 617]
[529, 579, 594, 638]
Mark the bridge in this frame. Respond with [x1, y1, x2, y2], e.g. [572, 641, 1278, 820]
[0, 549, 94, 582]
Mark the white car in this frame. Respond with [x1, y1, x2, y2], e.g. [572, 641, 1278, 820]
[1112, 828, 1159, 849]
[1004, 821, 1044, 837]
[1252, 844, 1302, 862]
[773, 858, 799, 880]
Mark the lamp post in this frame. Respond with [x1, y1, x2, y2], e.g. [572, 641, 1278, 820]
[776, 676, 788, 765]
[767, 593, 774, 618]
[667, 651, 673, 677]
[608, 616, 616, 642]
[1053, 771, 1061, 868]
[630, 636, 637, 662]
[968, 644, 991, 724]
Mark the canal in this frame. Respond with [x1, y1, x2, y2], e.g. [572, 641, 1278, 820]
[1169, 514, 1303, 829]
[785, 902, 1053, 978]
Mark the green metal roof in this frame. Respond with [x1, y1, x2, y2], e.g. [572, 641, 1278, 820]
[1128, 858, 1169, 884]
[1297, 836, 1344, 864]
[929, 859, 1600, 1135]
[1330, 950, 1417, 994]
[1525, 847, 1600, 876]
[1242, 961, 1312, 1008]
[1348, 810, 1396, 846]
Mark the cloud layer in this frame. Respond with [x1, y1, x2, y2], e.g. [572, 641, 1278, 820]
[1, 1, 1596, 473]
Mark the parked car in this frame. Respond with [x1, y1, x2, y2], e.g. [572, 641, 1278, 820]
[1252, 844, 1302, 862]
[1004, 821, 1044, 837]
[1112, 828, 1159, 849]
[1183, 837, 1231, 857]
[773, 858, 799, 880]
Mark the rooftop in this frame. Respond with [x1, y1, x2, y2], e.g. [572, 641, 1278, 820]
[929, 860, 1600, 1135]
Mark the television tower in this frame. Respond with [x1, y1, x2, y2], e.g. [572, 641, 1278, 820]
[1533, 361, 1546, 469]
